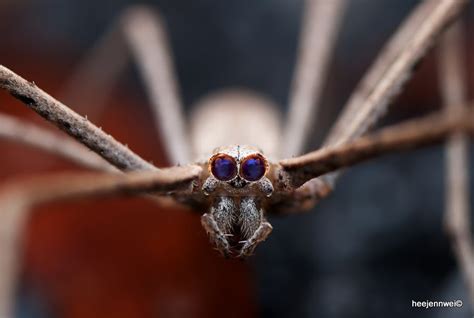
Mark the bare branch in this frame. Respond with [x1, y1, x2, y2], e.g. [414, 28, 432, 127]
[60, 5, 191, 165]
[0, 164, 202, 317]
[0, 65, 157, 171]
[324, 0, 468, 148]
[0, 113, 117, 172]
[282, 0, 347, 157]
[439, 21, 474, 308]
[280, 107, 474, 188]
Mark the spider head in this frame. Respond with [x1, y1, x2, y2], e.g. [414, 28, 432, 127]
[201, 145, 274, 257]
[207, 145, 269, 190]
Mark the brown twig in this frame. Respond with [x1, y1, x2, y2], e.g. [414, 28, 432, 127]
[282, 0, 347, 157]
[0, 113, 117, 172]
[0, 65, 157, 171]
[280, 107, 474, 188]
[0, 164, 201, 317]
[438, 21, 474, 309]
[324, 0, 468, 149]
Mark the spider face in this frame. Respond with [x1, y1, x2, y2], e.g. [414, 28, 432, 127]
[201, 145, 274, 257]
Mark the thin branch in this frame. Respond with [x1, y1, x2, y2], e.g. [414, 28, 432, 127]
[0, 65, 157, 171]
[279, 107, 474, 188]
[324, 0, 468, 149]
[439, 21, 474, 309]
[281, 0, 347, 157]
[60, 5, 191, 165]
[0, 113, 117, 172]
[0, 164, 202, 317]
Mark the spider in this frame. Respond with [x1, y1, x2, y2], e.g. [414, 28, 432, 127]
[0, 0, 473, 316]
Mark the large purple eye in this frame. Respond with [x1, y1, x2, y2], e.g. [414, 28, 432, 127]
[210, 154, 238, 181]
[240, 154, 267, 181]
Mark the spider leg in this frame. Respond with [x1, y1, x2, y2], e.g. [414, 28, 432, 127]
[272, 0, 468, 211]
[324, 0, 467, 149]
[0, 112, 192, 210]
[0, 113, 117, 172]
[281, 0, 346, 158]
[60, 5, 190, 165]
[0, 65, 156, 171]
[276, 108, 473, 189]
[0, 165, 201, 317]
[59, 19, 127, 120]
[239, 222, 273, 258]
[439, 22, 474, 309]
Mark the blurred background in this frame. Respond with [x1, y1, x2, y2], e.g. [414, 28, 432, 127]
[0, 0, 473, 317]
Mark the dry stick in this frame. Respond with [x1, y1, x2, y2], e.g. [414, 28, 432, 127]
[0, 165, 201, 318]
[281, 0, 347, 158]
[280, 108, 474, 188]
[0, 65, 157, 171]
[438, 22, 474, 309]
[0, 113, 118, 172]
[61, 5, 191, 165]
[324, 0, 468, 148]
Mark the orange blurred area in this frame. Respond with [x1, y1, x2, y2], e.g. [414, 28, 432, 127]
[0, 56, 256, 317]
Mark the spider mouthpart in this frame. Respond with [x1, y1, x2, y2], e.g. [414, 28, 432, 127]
[210, 153, 238, 181]
[240, 154, 267, 181]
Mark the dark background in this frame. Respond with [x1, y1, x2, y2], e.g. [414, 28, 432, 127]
[0, 0, 473, 317]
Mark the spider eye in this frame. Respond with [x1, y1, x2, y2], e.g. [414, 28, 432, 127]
[240, 154, 267, 181]
[210, 154, 238, 181]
